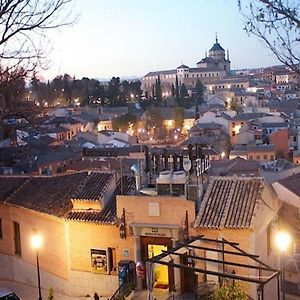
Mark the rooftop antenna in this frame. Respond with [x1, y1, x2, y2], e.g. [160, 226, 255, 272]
[205, 51, 207, 58]
[215, 32, 218, 43]
[227, 49, 230, 61]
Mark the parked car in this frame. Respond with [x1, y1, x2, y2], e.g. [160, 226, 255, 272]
[0, 288, 20, 300]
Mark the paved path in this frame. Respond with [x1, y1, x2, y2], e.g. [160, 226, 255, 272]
[133, 290, 196, 300]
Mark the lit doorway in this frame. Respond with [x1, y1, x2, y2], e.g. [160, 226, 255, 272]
[148, 244, 168, 289]
[140, 236, 174, 291]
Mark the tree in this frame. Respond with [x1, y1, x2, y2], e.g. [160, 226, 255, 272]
[195, 79, 205, 119]
[108, 77, 121, 106]
[195, 79, 205, 104]
[238, 0, 300, 74]
[0, 0, 74, 72]
[0, 67, 26, 111]
[179, 83, 188, 107]
[0, 1, 74, 112]
[173, 106, 184, 129]
[155, 75, 162, 103]
[111, 113, 137, 132]
[171, 83, 175, 98]
[212, 282, 247, 300]
[145, 106, 163, 129]
[175, 75, 180, 105]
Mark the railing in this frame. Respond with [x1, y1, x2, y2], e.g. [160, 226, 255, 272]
[110, 282, 134, 300]
[110, 282, 126, 300]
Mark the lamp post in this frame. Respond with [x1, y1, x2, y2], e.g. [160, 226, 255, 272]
[275, 230, 291, 300]
[31, 233, 43, 300]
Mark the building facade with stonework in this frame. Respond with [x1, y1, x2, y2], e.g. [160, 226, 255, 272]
[0, 171, 282, 300]
[141, 37, 231, 97]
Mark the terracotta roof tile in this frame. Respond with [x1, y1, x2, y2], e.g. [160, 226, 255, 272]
[195, 177, 263, 229]
[67, 176, 136, 223]
[278, 173, 300, 197]
[72, 172, 115, 201]
[0, 176, 29, 203]
[6, 173, 87, 217]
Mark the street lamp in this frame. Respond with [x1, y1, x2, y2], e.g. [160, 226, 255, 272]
[275, 230, 291, 300]
[31, 233, 43, 300]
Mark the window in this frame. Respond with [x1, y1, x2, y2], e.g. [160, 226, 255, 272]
[91, 249, 107, 273]
[232, 131, 235, 136]
[256, 155, 260, 160]
[263, 155, 267, 160]
[270, 155, 275, 160]
[13, 221, 21, 256]
[91, 248, 116, 274]
[0, 219, 2, 239]
[294, 136, 297, 142]
[249, 155, 253, 160]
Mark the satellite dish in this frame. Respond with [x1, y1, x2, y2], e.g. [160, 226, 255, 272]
[135, 102, 141, 110]
[183, 158, 192, 172]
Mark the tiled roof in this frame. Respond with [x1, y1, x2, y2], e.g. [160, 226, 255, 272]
[177, 64, 189, 69]
[210, 157, 260, 175]
[3, 172, 118, 218]
[6, 172, 87, 217]
[189, 67, 221, 73]
[209, 40, 225, 52]
[181, 136, 210, 146]
[278, 173, 300, 197]
[67, 176, 136, 224]
[194, 177, 263, 229]
[72, 172, 114, 201]
[145, 69, 176, 77]
[0, 177, 29, 203]
[261, 122, 288, 128]
[191, 122, 222, 130]
[247, 144, 275, 152]
[196, 57, 216, 64]
[231, 113, 266, 121]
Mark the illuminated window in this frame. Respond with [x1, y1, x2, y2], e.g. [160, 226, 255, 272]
[91, 249, 107, 273]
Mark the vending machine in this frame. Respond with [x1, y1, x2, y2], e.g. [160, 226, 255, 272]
[118, 260, 136, 288]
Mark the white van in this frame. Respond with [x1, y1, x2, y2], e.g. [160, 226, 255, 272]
[0, 288, 20, 300]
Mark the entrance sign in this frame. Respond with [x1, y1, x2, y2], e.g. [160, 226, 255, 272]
[136, 261, 145, 279]
[183, 158, 192, 172]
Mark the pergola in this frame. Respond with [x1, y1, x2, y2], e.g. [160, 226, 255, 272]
[145, 236, 281, 300]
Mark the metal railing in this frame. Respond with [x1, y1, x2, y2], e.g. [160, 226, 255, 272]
[110, 282, 134, 300]
[110, 282, 126, 300]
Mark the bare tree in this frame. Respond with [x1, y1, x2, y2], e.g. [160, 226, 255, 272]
[0, 0, 74, 71]
[238, 0, 300, 74]
[0, 0, 75, 111]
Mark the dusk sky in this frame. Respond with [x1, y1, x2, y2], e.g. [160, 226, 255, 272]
[44, 0, 280, 80]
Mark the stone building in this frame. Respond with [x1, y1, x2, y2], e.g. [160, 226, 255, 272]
[141, 36, 231, 96]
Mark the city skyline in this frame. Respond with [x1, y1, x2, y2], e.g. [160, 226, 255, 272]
[43, 0, 280, 80]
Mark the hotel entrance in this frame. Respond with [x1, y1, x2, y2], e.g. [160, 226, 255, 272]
[140, 236, 174, 291]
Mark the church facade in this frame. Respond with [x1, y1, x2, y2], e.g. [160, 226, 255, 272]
[142, 37, 231, 96]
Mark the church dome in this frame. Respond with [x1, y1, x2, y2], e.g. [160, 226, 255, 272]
[209, 37, 225, 52]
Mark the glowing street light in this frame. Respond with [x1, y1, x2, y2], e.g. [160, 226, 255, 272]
[275, 230, 291, 253]
[221, 152, 225, 159]
[31, 233, 43, 300]
[275, 230, 291, 300]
